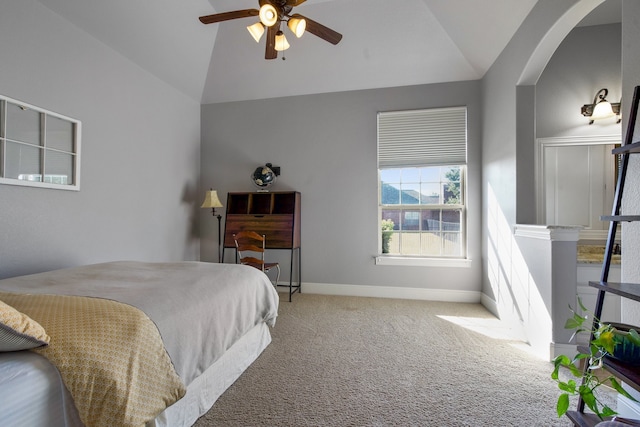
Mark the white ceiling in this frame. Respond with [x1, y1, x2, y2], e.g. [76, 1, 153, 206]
[35, 0, 621, 104]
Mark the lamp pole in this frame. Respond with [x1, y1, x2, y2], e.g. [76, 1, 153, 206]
[214, 209, 222, 263]
[201, 189, 224, 263]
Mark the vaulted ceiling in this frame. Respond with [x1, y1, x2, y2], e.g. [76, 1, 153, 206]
[35, 0, 621, 104]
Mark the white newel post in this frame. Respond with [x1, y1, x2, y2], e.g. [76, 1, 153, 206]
[513, 225, 582, 360]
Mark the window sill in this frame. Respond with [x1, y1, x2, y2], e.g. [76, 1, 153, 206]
[374, 256, 471, 268]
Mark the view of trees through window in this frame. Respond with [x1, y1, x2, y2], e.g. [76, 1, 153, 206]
[380, 165, 463, 257]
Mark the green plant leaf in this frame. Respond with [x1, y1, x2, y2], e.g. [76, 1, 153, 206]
[564, 311, 587, 330]
[579, 386, 600, 416]
[628, 329, 640, 346]
[565, 317, 583, 330]
[568, 363, 583, 377]
[553, 354, 571, 366]
[601, 406, 617, 417]
[557, 393, 570, 417]
[558, 380, 576, 393]
[610, 378, 639, 402]
[593, 329, 616, 354]
[578, 297, 588, 313]
[551, 365, 560, 380]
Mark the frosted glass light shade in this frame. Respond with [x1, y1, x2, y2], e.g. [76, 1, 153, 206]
[287, 17, 306, 38]
[259, 4, 278, 27]
[247, 22, 265, 42]
[591, 101, 615, 120]
[275, 31, 290, 51]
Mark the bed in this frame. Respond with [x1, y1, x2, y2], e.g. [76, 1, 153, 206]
[0, 260, 279, 427]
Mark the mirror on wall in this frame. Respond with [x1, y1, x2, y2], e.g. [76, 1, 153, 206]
[0, 94, 81, 191]
[536, 135, 620, 240]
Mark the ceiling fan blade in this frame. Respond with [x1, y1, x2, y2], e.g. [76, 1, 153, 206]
[199, 9, 259, 25]
[265, 25, 278, 60]
[295, 14, 342, 45]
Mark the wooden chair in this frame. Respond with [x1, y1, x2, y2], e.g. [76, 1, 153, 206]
[233, 231, 280, 286]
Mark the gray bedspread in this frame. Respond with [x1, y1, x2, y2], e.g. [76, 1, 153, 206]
[0, 261, 279, 385]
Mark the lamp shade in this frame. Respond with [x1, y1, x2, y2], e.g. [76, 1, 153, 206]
[201, 190, 223, 209]
[275, 31, 290, 51]
[259, 4, 278, 27]
[591, 100, 615, 120]
[287, 16, 306, 38]
[247, 22, 265, 42]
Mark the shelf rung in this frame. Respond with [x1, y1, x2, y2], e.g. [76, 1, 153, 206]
[566, 410, 609, 427]
[601, 215, 640, 222]
[612, 141, 640, 155]
[588, 281, 640, 301]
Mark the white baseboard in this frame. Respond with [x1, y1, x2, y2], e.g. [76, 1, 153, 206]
[299, 282, 482, 303]
[480, 293, 499, 317]
[550, 343, 577, 360]
[476, 293, 580, 361]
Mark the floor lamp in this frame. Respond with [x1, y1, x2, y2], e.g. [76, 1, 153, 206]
[201, 189, 224, 263]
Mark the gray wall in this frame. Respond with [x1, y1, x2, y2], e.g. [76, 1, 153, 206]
[201, 81, 483, 292]
[621, 1, 640, 334]
[481, 0, 609, 305]
[536, 23, 621, 139]
[613, 0, 640, 416]
[533, 22, 621, 238]
[0, 0, 202, 278]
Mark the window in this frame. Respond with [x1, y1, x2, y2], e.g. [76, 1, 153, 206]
[378, 107, 467, 259]
[0, 95, 81, 191]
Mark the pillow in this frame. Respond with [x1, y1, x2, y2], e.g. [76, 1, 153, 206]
[0, 299, 50, 351]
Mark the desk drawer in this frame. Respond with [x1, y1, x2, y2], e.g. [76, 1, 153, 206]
[224, 215, 295, 248]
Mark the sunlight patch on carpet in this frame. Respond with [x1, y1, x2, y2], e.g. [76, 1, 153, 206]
[437, 314, 552, 359]
[437, 315, 526, 342]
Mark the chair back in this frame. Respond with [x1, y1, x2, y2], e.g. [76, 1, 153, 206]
[233, 231, 267, 272]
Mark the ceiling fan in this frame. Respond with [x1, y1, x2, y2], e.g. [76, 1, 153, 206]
[199, 0, 343, 60]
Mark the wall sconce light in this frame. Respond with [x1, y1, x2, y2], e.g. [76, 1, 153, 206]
[201, 189, 224, 262]
[581, 88, 621, 125]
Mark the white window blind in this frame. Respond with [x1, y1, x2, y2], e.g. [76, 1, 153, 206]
[377, 106, 467, 167]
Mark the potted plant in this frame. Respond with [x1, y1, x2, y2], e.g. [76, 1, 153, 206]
[552, 298, 640, 419]
[381, 219, 394, 254]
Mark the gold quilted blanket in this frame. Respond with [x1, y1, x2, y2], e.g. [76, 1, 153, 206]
[0, 292, 186, 427]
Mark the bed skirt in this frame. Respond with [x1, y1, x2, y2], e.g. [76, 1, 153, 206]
[0, 322, 271, 427]
[151, 321, 272, 426]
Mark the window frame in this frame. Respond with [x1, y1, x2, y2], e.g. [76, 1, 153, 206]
[376, 107, 468, 265]
[378, 165, 467, 260]
[0, 94, 81, 191]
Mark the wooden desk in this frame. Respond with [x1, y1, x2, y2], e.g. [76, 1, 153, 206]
[223, 191, 301, 301]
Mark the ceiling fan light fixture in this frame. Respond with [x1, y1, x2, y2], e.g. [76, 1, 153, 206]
[198, 1, 343, 60]
[247, 22, 265, 42]
[287, 17, 306, 38]
[259, 4, 278, 27]
[275, 31, 290, 51]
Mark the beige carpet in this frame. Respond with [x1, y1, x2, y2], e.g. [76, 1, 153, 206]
[193, 294, 612, 426]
